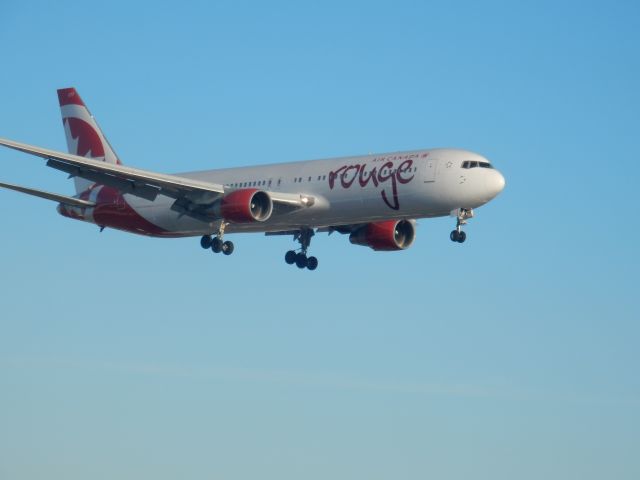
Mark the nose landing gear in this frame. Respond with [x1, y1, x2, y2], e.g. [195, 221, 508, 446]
[201, 222, 235, 256]
[450, 229, 466, 243]
[450, 208, 473, 243]
[284, 228, 318, 271]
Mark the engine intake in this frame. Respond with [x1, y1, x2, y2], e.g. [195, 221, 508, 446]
[349, 219, 416, 251]
[220, 188, 273, 223]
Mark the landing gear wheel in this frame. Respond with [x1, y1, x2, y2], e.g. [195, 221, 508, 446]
[285, 228, 319, 271]
[451, 208, 473, 244]
[201, 235, 212, 249]
[295, 253, 308, 269]
[285, 250, 297, 265]
[211, 237, 223, 253]
[222, 241, 234, 255]
[306, 256, 318, 271]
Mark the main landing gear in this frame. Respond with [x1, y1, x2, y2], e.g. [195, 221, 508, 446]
[284, 228, 318, 271]
[201, 222, 234, 256]
[450, 208, 474, 244]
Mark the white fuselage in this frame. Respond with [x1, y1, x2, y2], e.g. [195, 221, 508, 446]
[107, 148, 505, 237]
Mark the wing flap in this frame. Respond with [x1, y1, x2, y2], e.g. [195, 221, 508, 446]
[45, 158, 162, 201]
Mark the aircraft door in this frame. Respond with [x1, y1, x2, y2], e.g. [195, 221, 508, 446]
[423, 157, 439, 183]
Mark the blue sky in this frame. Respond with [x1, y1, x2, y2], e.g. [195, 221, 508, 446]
[0, 1, 638, 479]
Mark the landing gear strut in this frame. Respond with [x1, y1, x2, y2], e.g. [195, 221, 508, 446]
[202, 222, 234, 256]
[285, 228, 318, 271]
[450, 208, 473, 243]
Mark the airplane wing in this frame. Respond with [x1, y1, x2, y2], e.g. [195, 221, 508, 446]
[0, 138, 315, 219]
[0, 180, 95, 207]
[0, 137, 224, 203]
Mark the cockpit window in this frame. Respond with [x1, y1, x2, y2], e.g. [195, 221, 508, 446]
[462, 160, 493, 169]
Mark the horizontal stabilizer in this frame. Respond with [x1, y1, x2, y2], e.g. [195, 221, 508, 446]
[0, 181, 95, 207]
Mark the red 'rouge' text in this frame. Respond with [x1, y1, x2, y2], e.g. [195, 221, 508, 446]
[328, 159, 415, 210]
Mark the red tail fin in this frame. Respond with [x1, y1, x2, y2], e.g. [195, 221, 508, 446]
[57, 88, 121, 193]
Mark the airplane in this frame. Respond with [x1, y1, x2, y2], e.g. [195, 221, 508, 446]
[0, 88, 505, 271]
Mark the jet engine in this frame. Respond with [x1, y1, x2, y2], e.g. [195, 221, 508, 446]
[349, 219, 416, 251]
[219, 188, 273, 223]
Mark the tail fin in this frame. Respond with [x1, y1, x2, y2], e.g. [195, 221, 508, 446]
[57, 87, 122, 193]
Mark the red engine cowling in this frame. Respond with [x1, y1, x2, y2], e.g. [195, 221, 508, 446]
[349, 220, 416, 251]
[220, 189, 273, 223]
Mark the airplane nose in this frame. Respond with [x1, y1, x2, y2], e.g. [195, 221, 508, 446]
[496, 170, 506, 193]
[487, 169, 506, 198]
